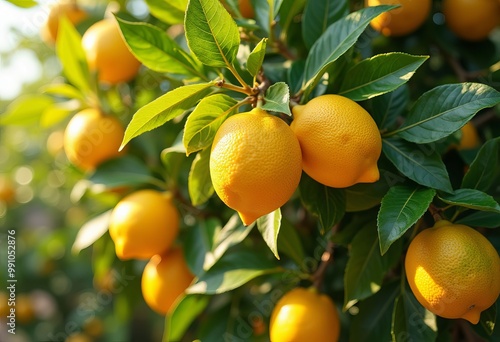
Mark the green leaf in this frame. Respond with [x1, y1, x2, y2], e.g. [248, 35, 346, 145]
[41, 83, 85, 101]
[165, 294, 210, 342]
[40, 101, 80, 128]
[456, 211, 500, 228]
[186, 250, 281, 294]
[476, 303, 497, 337]
[288, 60, 306, 95]
[71, 210, 111, 254]
[302, 0, 349, 50]
[382, 138, 453, 193]
[438, 189, 500, 213]
[183, 94, 238, 155]
[377, 185, 436, 255]
[257, 209, 281, 259]
[344, 223, 402, 309]
[462, 137, 500, 192]
[0, 95, 53, 126]
[299, 173, 346, 233]
[116, 19, 206, 79]
[145, 0, 188, 24]
[261, 82, 292, 116]
[391, 283, 437, 342]
[394, 83, 500, 143]
[6, 0, 37, 8]
[188, 148, 214, 206]
[277, 219, 306, 267]
[56, 17, 91, 93]
[184, 218, 221, 276]
[247, 38, 268, 77]
[302, 5, 396, 98]
[371, 84, 409, 130]
[338, 53, 428, 101]
[345, 170, 392, 212]
[278, 0, 306, 42]
[350, 281, 399, 342]
[185, 0, 240, 68]
[121, 82, 214, 149]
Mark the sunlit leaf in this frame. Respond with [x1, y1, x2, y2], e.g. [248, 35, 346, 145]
[257, 208, 281, 259]
[72, 210, 112, 254]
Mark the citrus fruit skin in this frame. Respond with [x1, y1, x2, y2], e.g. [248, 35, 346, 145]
[141, 248, 194, 315]
[290, 94, 381, 188]
[443, 0, 500, 41]
[457, 122, 480, 150]
[0, 174, 15, 204]
[41, 1, 88, 44]
[109, 190, 180, 260]
[366, 0, 431, 36]
[63, 108, 125, 171]
[405, 220, 500, 324]
[81, 19, 141, 84]
[270, 287, 340, 342]
[239, 0, 254, 18]
[210, 108, 302, 226]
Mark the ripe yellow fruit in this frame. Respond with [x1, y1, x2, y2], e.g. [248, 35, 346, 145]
[210, 108, 302, 226]
[65, 332, 92, 342]
[81, 19, 141, 84]
[41, 1, 88, 44]
[63, 108, 126, 171]
[290, 94, 381, 188]
[15, 294, 35, 324]
[109, 190, 180, 260]
[270, 287, 340, 342]
[141, 248, 194, 315]
[0, 174, 15, 204]
[457, 122, 480, 150]
[443, 0, 500, 41]
[0, 292, 10, 318]
[366, 0, 431, 36]
[405, 220, 500, 324]
[239, 0, 254, 18]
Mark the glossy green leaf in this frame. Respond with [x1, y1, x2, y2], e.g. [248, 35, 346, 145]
[339, 53, 428, 101]
[247, 38, 267, 77]
[438, 189, 500, 213]
[145, 0, 187, 24]
[277, 219, 306, 267]
[71, 210, 111, 254]
[188, 148, 214, 206]
[165, 294, 210, 342]
[344, 223, 402, 309]
[462, 137, 500, 192]
[302, 5, 396, 98]
[378, 185, 436, 255]
[261, 82, 292, 116]
[56, 17, 91, 93]
[116, 19, 205, 79]
[257, 208, 281, 259]
[288, 60, 306, 96]
[371, 84, 409, 129]
[185, 0, 240, 68]
[395, 83, 500, 143]
[187, 250, 281, 294]
[302, 0, 349, 50]
[299, 173, 346, 233]
[183, 94, 238, 155]
[184, 218, 221, 276]
[0, 95, 53, 126]
[456, 211, 500, 228]
[382, 138, 453, 193]
[121, 82, 215, 149]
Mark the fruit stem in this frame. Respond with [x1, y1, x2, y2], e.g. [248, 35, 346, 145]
[215, 79, 253, 95]
[226, 64, 253, 93]
[428, 203, 443, 223]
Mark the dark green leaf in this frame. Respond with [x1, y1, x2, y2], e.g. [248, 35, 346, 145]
[184, 218, 221, 276]
[145, 0, 187, 24]
[278, 0, 306, 42]
[476, 303, 496, 337]
[438, 189, 500, 213]
[382, 138, 453, 193]
[302, 0, 349, 50]
[378, 185, 436, 255]
[247, 38, 267, 77]
[185, 0, 240, 68]
[344, 223, 402, 309]
[188, 148, 214, 206]
[339, 53, 428, 101]
[288, 60, 306, 96]
[71, 210, 111, 254]
[116, 19, 206, 79]
[277, 219, 306, 267]
[0, 95, 53, 126]
[121, 82, 214, 149]
[261, 82, 292, 116]
[187, 250, 281, 294]
[345, 170, 392, 212]
[302, 5, 396, 98]
[257, 209, 281, 259]
[462, 137, 500, 192]
[371, 84, 409, 129]
[165, 294, 209, 342]
[183, 94, 238, 155]
[456, 211, 500, 228]
[56, 17, 91, 93]
[395, 83, 500, 143]
[299, 173, 346, 233]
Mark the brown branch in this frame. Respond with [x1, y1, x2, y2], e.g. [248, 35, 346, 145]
[312, 224, 339, 289]
[428, 203, 444, 223]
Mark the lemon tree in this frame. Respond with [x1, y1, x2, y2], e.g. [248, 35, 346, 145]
[1, 0, 500, 341]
